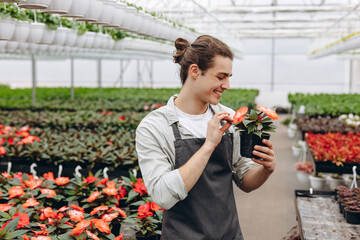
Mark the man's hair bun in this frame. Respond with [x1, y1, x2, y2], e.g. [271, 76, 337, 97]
[173, 38, 190, 64]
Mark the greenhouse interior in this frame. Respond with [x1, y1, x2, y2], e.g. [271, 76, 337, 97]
[0, 0, 360, 239]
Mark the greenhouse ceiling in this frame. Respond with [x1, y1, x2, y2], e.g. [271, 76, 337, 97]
[128, 0, 360, 38]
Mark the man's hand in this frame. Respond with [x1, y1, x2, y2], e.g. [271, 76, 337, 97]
[251, 139, 276, 173]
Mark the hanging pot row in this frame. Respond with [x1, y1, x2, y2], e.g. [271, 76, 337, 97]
[1, 0, 199, 42]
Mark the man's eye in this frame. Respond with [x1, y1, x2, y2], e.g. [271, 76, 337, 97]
[217, 76, 224, 80]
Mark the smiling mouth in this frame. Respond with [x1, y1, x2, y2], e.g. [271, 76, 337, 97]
[214, 90, 222, 97]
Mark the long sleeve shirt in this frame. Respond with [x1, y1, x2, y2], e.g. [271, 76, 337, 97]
[135, 95, 258, 210]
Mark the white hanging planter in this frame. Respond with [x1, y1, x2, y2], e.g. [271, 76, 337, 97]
[5, 41, 19, 52]
[84, 31, 96, 48]
[18, 0, 52, 10]
[42, 0, 72, 14]
[113, 39, 125, 51]
[96, 0, 115, 26]
[11, 21, 30, 42]
[107, 37, 114, 50]
[40, 26, 55, 44]
[327, 176, 345, 190]
[65, 29, 78, 47]
[78, 0, 103, 22]
[52, 27, 68, 45]
[118, 7, 136, 31]
[0, 17, 16, 40]
[296, 171, 310, 185]
[109, 3, 125, 28]
[18, 42, 30, 51]
[47, 45, 57, 52]
[27, 22, 45, 44]
[0, 40, 7, 53]
[62, 0, 89, 18]
[75, 33, 86, 48]
[93, 33, 104, 49]
[309, 175, 327, 190]
[292, 145, 302, 157]
[38, 44, 49, 52]
[28, 43, 39, 53]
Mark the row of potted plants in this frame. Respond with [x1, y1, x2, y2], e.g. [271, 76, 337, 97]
[0, 170, 163, 239]
[288, 93, 360, 117]
[0, 87, 259, 112]
[0, 124, 138, 176]
[335, 186, 360, 224]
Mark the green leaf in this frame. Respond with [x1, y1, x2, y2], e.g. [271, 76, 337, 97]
[247, 123, 256, 133]
[5, 230, 28, 239]
[126, 190, 139, 203]
[242, 119, 254, 127]
[3, 217, 19, 233]
[249, 109, 258, 120]
[0, 212, 11, 220]
[253, 131, 262, 138]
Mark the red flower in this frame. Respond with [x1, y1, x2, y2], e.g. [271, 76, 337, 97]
[38, 224, 46, 230]
[70, 204, 84, 212]
[233, 107, 248, 124]
[40, 189, 56, 198]
[109, 207, 127, 218]
[22, 198, 40, 209]
[0, 146, 5, 156]
[114, 234, 124, 240]
[133, 178, 147, 195]
[1, 172, 12, 178]
[57, 206, 69, 212]
[96, 178, 108, 186]
[257, 105, 279, 120]
[84, 176, 97, 183]
[14, 172, 23, 179]
[119, 116, 125, 121]
[31, 230, 49, 236]
[43, 172, 54, 181]
[30, 237, 51, 240]
[39, 207, 54, 220]
[137, 202, 153, 218]
[150, 202, 160, 212]
[90, 206, 109, 215]
[118, 185, 127, 198]
[101, 110, 106, 115]
[92, 219, 111, 234]
[87, 191, 101, 203]
[69, 210, 84, 222]
[107, 111, 113, 115]
[8, 186, 25, 199]
[86, 230, 100, 240]
[12, 213, 30, 228]
[55, 177, 69, 186]
[106, 181, 116, 188]
[23, 236, 30, 240]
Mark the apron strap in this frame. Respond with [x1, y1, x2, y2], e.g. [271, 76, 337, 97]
[171, 122, 182, 140]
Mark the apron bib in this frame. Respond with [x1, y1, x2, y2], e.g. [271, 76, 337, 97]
[161, 123, 243, 240]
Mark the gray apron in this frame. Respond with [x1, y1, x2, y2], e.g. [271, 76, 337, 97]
[161, 122, 243, 240]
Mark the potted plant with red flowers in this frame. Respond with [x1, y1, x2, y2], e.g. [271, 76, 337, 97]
[232, 105, 279, 159]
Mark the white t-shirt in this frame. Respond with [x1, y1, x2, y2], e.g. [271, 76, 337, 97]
[175, 106, 214, 138]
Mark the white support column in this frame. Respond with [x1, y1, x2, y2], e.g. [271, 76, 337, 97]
[70, 58, 75, 99]
[351, 60, 360, 93]
[137, 60, 141, 87]
[97, 59, 102, 93]
[31, 54, 36, 106]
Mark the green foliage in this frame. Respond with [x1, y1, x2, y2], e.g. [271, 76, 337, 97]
[288, 93, 360, 116]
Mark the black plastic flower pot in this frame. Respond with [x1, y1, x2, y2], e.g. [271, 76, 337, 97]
[240, 132, 270, 159]
[344, 207, 360, 224]
[136, 234, 159, 240]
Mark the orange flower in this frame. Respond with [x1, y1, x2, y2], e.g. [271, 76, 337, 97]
[25, 179, 43, 190]
[8, 186, 25, 199]
[87, 191, 101, 203]
[137, 202, 153, 218]
[114, 234, 124, 240]
[39, 207, 54, 220]
[92, 219, 111, 234]
[0, 146, 5, 156]
[30, 237, 51, 240]
[70, 220, 91, 236]
[22, 198, 40, 209]
[55, 177, 69, 186]
[150, 202, 160, 212]
[31, 230, 49, 236]
[86, 230, 100, 240]
[257, 105, 279, 120]
[103, 187, 117, 196]
[1, 172, 12, 178]
[69, 210, 84, 222]
[23, 236, 30, 240]
[109, 207, 127, 218]
[90, 206, 109, 215]
[70, 204, 84, 212]
[40, 189, 56, 198]
[57, 206, 69, 212]
[12, 213, 30, 228]
[38, 224, 46, 230]
[101, 212, 119, 222]
[233, 107, 248, 124]
[106, 181, 116, 188]
[0, 203, 13, 212]
[43, 172, 54, 181]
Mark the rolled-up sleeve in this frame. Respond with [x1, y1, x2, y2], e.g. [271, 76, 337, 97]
[136, 122, 188, 210]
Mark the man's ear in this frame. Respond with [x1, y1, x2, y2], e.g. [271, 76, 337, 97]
[189, 64, 201, 80]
